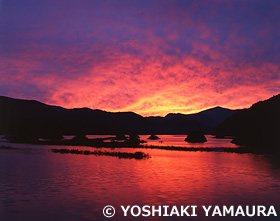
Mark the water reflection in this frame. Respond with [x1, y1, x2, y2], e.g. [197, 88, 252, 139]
[0, 138, 279, 220]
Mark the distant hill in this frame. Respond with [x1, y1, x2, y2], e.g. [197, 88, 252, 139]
[0, 96, 239, 137]
[213, 94, 280, 149]
[146, 106, 239, 134]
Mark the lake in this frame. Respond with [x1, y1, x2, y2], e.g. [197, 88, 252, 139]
[0, 135, 280, 220]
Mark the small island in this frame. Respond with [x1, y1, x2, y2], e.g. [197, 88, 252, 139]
[184, 130, 207, 143]
[147, 135, 160, 140]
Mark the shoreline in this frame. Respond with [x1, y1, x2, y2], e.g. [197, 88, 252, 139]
[1, 142, 278, 156]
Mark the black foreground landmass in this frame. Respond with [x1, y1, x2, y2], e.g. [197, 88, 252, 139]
[213, 94, 280, 151]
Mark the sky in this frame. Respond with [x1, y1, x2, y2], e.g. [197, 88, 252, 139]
[0, 0, 279, 116]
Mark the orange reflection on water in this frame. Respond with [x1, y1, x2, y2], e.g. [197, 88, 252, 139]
[1, 142, 280, 220]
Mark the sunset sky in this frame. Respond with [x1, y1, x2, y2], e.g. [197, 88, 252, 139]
[0, 0, 279, 116]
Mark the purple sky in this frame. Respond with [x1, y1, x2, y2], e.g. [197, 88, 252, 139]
[0, 0, 279, 116]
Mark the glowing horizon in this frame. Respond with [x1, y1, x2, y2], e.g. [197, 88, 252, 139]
[0, 0, 279, 116]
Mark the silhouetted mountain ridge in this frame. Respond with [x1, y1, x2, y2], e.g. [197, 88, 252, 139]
[213, 94, 280, 150]
[0, 96, 239, 137]
[164, 106, 239, 132]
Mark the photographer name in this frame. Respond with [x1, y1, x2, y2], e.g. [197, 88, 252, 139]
[121, 205, 277, 217]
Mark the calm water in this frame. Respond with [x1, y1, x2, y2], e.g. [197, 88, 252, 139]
[139, 135, 240, 147]
[0, 135, 280, 220]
